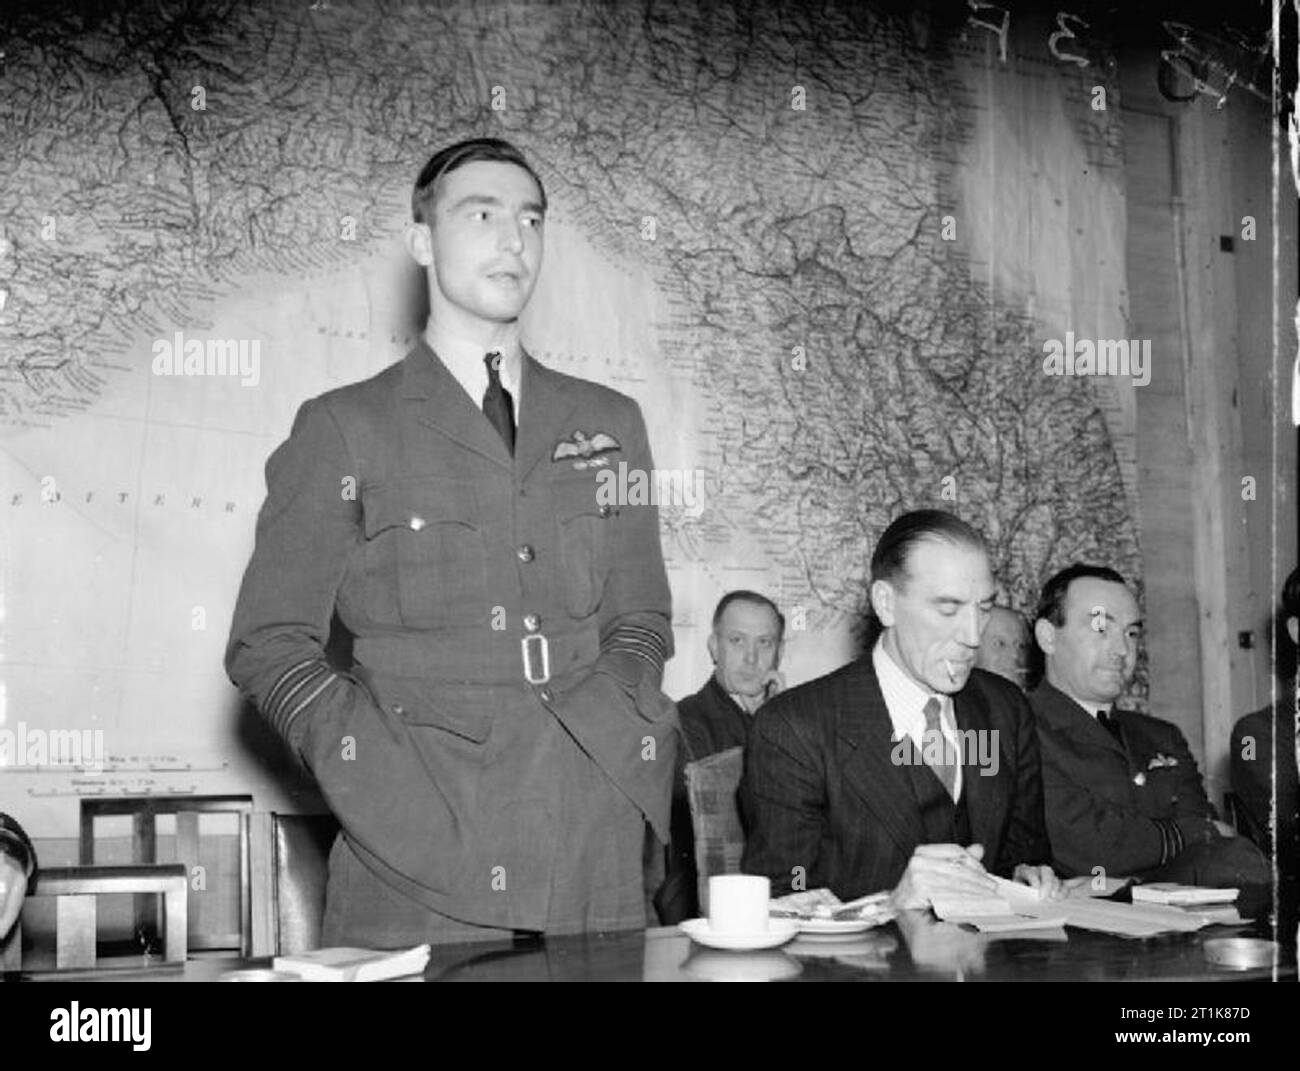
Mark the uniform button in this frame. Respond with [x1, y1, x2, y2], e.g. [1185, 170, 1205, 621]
[539, 686, 554, 704]
[392, 703, 405, 715]
[409, 516, 426, 531]
[523, 613, 541, 632]
[598, 504, 612, 518]
[517, 544, 535, 563]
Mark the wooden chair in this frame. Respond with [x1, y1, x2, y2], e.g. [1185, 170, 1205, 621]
[79, 795, 252, 953]
[685, 746, 746, 915]
[5, 864, 188, 971]
[246, 812, 340, 957]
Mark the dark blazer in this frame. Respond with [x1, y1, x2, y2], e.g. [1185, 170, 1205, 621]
[739, 658, 1049, 900]
[1029, 681, 1218, 877]
[226, 341, 678, 937]
[1231, 699, 1298, 877]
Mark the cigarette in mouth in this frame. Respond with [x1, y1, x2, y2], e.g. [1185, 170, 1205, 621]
[943, 659, 956, 683]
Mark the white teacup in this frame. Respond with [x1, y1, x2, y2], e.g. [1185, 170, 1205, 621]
[707, 874, 770, 934]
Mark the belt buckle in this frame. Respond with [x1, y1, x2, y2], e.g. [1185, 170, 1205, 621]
[522, 633, 550, 685]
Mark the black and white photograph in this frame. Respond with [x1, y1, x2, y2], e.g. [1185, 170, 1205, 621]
[0, 0, 1296, 1047]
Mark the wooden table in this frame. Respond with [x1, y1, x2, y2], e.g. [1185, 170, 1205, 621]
[17, 913, 1296, 982]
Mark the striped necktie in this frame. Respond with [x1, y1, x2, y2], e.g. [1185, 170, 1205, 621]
[923, 696, 958, 800]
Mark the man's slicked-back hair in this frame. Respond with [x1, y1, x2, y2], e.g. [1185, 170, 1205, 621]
[1034, 563, 1128, 628]
[411, 137, 547, 225]
[869, 509, 988, 592]
[712, 590, 785, 642]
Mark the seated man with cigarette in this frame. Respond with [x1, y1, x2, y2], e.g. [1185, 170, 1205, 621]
[0, 812, 37, 941]
[740, 510, 1058, 908]
[1029, 563, 1269, 886]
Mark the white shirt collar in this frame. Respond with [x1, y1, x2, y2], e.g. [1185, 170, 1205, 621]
[423, 321, 522, 421]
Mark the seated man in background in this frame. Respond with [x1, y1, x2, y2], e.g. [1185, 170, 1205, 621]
[1231, 566, 1299, 896]
[0, 812, 37, 940]
[655, 590, 785, 923]
[974, 605, 1032, 690]
[1030, 563, 1268, 886]
[741, 509, 1057, 909]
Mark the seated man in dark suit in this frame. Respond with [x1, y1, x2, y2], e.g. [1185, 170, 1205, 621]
[1231, 566, 1299, 893]
[0, 812, 37, 940]
[1029, 563, 1268, 886]
[741, 509, 1058, 908]
[655, 590, 785, 923]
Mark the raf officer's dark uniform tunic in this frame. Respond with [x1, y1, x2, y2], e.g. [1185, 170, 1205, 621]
[226, 342, 678, 945]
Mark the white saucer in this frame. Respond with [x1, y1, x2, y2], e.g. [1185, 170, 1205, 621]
[792, 917, 886, 936]
[679, 918, 800, 950]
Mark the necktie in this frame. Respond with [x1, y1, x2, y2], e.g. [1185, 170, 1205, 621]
[922, 696, 958, 800]
[1098, 708, 1123, 744]
[482, 351, 515, 455]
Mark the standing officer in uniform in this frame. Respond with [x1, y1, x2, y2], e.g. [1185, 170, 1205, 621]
[226, 138, 678, 946]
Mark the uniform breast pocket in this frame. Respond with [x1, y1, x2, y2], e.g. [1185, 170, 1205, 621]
[552, 475, 615, 619]
[361, 478, 485, 628]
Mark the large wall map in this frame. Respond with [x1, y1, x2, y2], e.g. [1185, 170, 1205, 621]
[0, 1, 1141, 828]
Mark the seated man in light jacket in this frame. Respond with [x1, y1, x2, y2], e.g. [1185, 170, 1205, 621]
[0, 812, 37, 940]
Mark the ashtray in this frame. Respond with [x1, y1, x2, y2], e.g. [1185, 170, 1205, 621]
[1202, 938, 1278, 970]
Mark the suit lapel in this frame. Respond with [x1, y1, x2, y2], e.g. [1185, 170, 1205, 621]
[837, 661, 926, 857]
[400, 339, 513, 472]
[1036, 682, 1127, 759]
[515, 353, 582, 483]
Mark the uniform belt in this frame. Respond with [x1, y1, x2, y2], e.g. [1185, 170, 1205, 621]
[354, 628, 601, 685]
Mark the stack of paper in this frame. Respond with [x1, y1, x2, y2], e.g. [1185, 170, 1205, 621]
[1065, 876, 1130, 899]
[272, 944, 431, 982]
[1131, 883, 1239, 906]
[930, 879, 1069, 933]
[1011, 895, 1212, 937]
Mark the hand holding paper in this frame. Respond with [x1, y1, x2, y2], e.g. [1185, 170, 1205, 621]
[890, 842, 998, 910]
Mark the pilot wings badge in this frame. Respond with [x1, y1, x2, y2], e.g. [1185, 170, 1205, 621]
[551, 429, 622, 470]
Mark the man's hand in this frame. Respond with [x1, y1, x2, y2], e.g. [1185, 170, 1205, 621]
[1012, 863, 1064, 899]
[0, 854, 27, 939]
[890, 843, 997, 910]
[1212, 819, 1237, 839]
